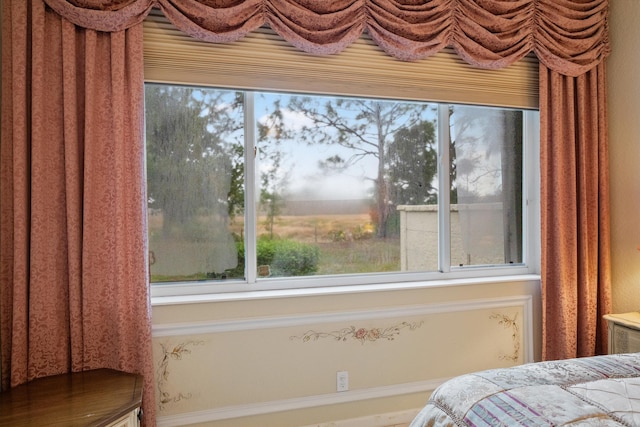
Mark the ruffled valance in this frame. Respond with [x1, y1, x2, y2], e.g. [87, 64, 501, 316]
[43, 0, 609, 77]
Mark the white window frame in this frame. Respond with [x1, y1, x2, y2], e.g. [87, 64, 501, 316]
[148, 90, 540, 298]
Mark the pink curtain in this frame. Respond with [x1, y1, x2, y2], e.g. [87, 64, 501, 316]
[45, 0, 610, 76]
[0, 0, 156, 425]
[0, 1, 610, 425]
[540, 62, 611, 360]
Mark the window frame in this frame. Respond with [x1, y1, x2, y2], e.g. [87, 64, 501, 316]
[147, 86, 540, 298]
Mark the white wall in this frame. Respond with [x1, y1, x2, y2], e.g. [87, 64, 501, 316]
[607, 0, 640, 313]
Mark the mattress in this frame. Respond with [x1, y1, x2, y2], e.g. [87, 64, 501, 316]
[410, 353, 640, 426]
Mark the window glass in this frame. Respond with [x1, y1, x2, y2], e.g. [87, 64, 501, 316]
[449, 106, 523, 268]
[255, 93, 439, 277]
[145, 84, 527, 285]
[146, 84, 243, 282]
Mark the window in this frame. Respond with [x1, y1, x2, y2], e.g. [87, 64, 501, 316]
[144, 11, 539, 295]
[146, 84, 539, 293]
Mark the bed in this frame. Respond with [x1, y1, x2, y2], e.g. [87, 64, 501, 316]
[409, 352, 640, 426]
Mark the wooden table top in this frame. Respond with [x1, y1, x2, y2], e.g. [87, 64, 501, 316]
[0, 369, 143, 426]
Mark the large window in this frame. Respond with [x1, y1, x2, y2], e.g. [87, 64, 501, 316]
[146, 84, 538, 293]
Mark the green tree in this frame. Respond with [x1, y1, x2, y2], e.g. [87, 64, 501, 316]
[145, 85, 242, 235]
[258, 156, 288, 239]
[256, 97, 290, 238]
[388, 120, 438, 206]
[145, 85, 244, 279]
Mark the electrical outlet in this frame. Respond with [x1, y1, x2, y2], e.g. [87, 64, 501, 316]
[336, 371, 349, 392]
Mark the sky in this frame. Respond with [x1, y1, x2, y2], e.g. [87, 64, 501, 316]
[155, 84, 511, 202]
[254, 91, 437, 201]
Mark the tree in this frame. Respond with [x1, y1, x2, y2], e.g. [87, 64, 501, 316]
[145, 85, 242, 235]
[257, 146, 288, 239]
[266, 96, 431, 238]
[145, 85, 243, 278]
[388, 119, 438, 206]
[256, 97, 290, 238]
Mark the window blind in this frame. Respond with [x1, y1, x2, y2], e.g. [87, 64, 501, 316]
[143, 9, 538, 110]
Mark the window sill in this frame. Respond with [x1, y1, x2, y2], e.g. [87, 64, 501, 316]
[151, 274, 541, 306]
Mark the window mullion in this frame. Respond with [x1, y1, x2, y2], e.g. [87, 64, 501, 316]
[437, 104, 451, 273]
[523, 110, 540, 273]
[244, 91, 258, 284]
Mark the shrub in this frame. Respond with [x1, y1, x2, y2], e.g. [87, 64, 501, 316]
[267, 239, 319, 276]
[225, 238, 319, 278]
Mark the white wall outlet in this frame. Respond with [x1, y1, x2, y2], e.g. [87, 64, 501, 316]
[336, 371, 349, 392]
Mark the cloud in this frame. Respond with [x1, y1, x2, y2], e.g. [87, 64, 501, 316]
[259, 108, 314, 135]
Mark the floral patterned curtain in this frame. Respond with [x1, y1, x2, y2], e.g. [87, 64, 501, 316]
[1, 0, 155, 424]
[45, 0, 609, 76]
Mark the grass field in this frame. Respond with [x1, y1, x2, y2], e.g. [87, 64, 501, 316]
[149, 208, 510, 282]
[233, 214, 370, 242]
[150, 212, 401, 280]
[315, 239, 400, 274]
[238, 213, 401, 275]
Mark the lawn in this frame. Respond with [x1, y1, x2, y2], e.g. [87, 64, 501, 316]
[316, 238, 400, 275]
[150, 212, 401, 281]
[254, 214, 400, 274]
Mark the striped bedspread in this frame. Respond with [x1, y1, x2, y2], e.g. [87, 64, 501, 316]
[410, 353, 640, 426]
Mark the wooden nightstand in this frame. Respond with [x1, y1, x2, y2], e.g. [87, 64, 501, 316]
[0, 369, 143, 426]
[604, 312, 640, 354]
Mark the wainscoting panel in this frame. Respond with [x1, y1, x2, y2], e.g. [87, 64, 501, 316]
[152, 292, 534, 426]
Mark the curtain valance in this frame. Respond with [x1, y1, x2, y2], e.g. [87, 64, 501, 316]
[43, 0, 609, 76]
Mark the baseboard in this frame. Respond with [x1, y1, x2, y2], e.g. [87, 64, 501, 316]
[156, 379, 441, 426]
[299, 408, 422, 427]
